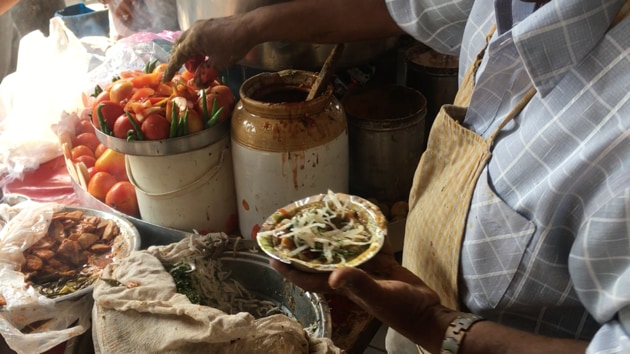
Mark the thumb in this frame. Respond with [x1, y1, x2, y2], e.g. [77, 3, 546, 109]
[329, 267, 386, 310]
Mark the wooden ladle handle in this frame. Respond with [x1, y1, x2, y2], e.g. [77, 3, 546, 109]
[306, 43, 345, 101]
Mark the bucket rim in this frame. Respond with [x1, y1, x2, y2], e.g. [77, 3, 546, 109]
[94, 118, 230, 156]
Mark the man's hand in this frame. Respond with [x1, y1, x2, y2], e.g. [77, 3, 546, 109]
[163, 16, 254, 83]
[270, 237, 444, 346]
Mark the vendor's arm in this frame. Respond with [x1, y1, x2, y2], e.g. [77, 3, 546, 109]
[271, 258, 588, 354]
[164, 0, 404, 81]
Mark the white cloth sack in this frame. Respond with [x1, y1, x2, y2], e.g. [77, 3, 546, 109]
[92, 236, 342, 354]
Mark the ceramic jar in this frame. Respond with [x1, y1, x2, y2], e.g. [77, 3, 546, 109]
[231, 70, 349, 239]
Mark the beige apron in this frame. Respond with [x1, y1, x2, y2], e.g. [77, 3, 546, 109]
[403, 0, 630, 312]
[402, 24, 536, 311]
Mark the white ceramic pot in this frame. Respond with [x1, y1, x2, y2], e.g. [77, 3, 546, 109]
[231, 70, 349, 238]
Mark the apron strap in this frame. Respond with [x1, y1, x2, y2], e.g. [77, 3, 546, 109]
[487, 86, 537, 141]
[452, 24, 497, 107]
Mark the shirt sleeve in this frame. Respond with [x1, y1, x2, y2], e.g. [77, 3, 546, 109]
[569, 188, 630, 353]
[384, 0, 474, 55]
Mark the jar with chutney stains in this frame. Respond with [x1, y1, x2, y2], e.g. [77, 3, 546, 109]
[231, 70, 349, 239]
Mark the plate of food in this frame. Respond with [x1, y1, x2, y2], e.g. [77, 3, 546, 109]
[256, 190, 387, 272]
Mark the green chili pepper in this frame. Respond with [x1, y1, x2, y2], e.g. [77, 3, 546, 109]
[205, 97, 223, 127]
[169, 102, 179, 138]
[181, 109, 189, 136]
[144, 59, 158, 74]
[207, 106, 223, 128]
[125, 111, 145, 140]
[201, 90, 210, 128]
[96, 103, 112, 136]
[91, 84, 103, 98]
[111, 75, 121, 82]
[126, 130, 136, 141]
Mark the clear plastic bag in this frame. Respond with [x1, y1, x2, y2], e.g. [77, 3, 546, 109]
[0, 18, 91, 188]
[0, 201, 92, 354]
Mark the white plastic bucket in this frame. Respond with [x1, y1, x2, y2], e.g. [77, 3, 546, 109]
[125, 135, 238, 234]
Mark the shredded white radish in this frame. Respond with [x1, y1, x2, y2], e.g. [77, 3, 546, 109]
[262, 190, 373, 264]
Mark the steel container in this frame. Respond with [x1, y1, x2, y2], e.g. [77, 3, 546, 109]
[220, 249, 332, 338]
[342, 84, 427, 203]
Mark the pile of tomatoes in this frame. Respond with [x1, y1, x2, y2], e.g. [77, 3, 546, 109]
[67, 116, 139, 218]
[67, 59, 236, 218]
[88, 60, 235, 141]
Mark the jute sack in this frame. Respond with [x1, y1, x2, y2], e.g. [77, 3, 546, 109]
[91, 235, 342, 354]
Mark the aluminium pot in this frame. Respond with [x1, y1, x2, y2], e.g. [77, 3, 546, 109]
[175, 0, 399, 71]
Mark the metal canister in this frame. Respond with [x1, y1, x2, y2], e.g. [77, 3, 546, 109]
[405, 42, 459, 143]
[342, 84, 427, 203]
[231, 70, 349, 239]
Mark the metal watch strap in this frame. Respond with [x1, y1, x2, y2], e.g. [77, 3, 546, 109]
[440, 313, 485, 354]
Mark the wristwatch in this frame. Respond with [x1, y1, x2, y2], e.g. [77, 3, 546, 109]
[440, 313, 485, 354]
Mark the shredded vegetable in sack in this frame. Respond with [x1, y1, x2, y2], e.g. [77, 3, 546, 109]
[0, 201, 91, 354]
[92, 235, 343, 354]
[150, 235, 282, 319]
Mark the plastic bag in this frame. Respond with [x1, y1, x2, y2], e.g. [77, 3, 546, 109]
[85, 30, 179, 91]
[0, 201, 92, 354]
[0, 17, 91, 188]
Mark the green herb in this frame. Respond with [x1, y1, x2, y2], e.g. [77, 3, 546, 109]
[164, 262, 201, 304]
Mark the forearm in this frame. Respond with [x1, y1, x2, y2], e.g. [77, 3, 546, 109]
[375, 265, 589, 354]
[405, 305, 589, 354]
[242, 0, 404, 45]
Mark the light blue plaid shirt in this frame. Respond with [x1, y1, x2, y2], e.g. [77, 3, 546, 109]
[386, 0, 630, 352]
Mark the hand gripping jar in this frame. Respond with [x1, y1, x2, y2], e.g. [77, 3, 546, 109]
[231, 70, 349, 239]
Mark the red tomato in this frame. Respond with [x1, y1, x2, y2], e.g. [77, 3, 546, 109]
[120, 69, 144, 79]
[194, 65, 219, 89]
[141, 114, 170, 140]
[186, 108, 204, 134]
[129, 87, 155, 103]
[87, 166, 97, 179]
[94, 148, 127, 181]
[87, 171, 118, 202]
[180, 69, 195, 82]
[209, 85, 235, 108]
[92, 90, 110, 108]
[196, 85, 235, 123]
[105, 181, 139, 217]
[91, 101, 124, 133]
[72, 132, 100, 151]
[71, 145, 95, 161]
[153, 63, 168, 74]
[94, 143, 107, 159]
[74, 154, 96, 169]
[131, 72, 161, 89]
[79, 107, 92, 122]
[109, 80, 134, 104]
[112, 114, 135, 139]
[184, 54, 205, 73]
[75, 118, 95, 135]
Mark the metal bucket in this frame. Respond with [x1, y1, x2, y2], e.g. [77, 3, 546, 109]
[219, 249, 332, 338]
[404, 43, 459, 143]
[342, 85, 427, 203]
[125, 134, 238, 235]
